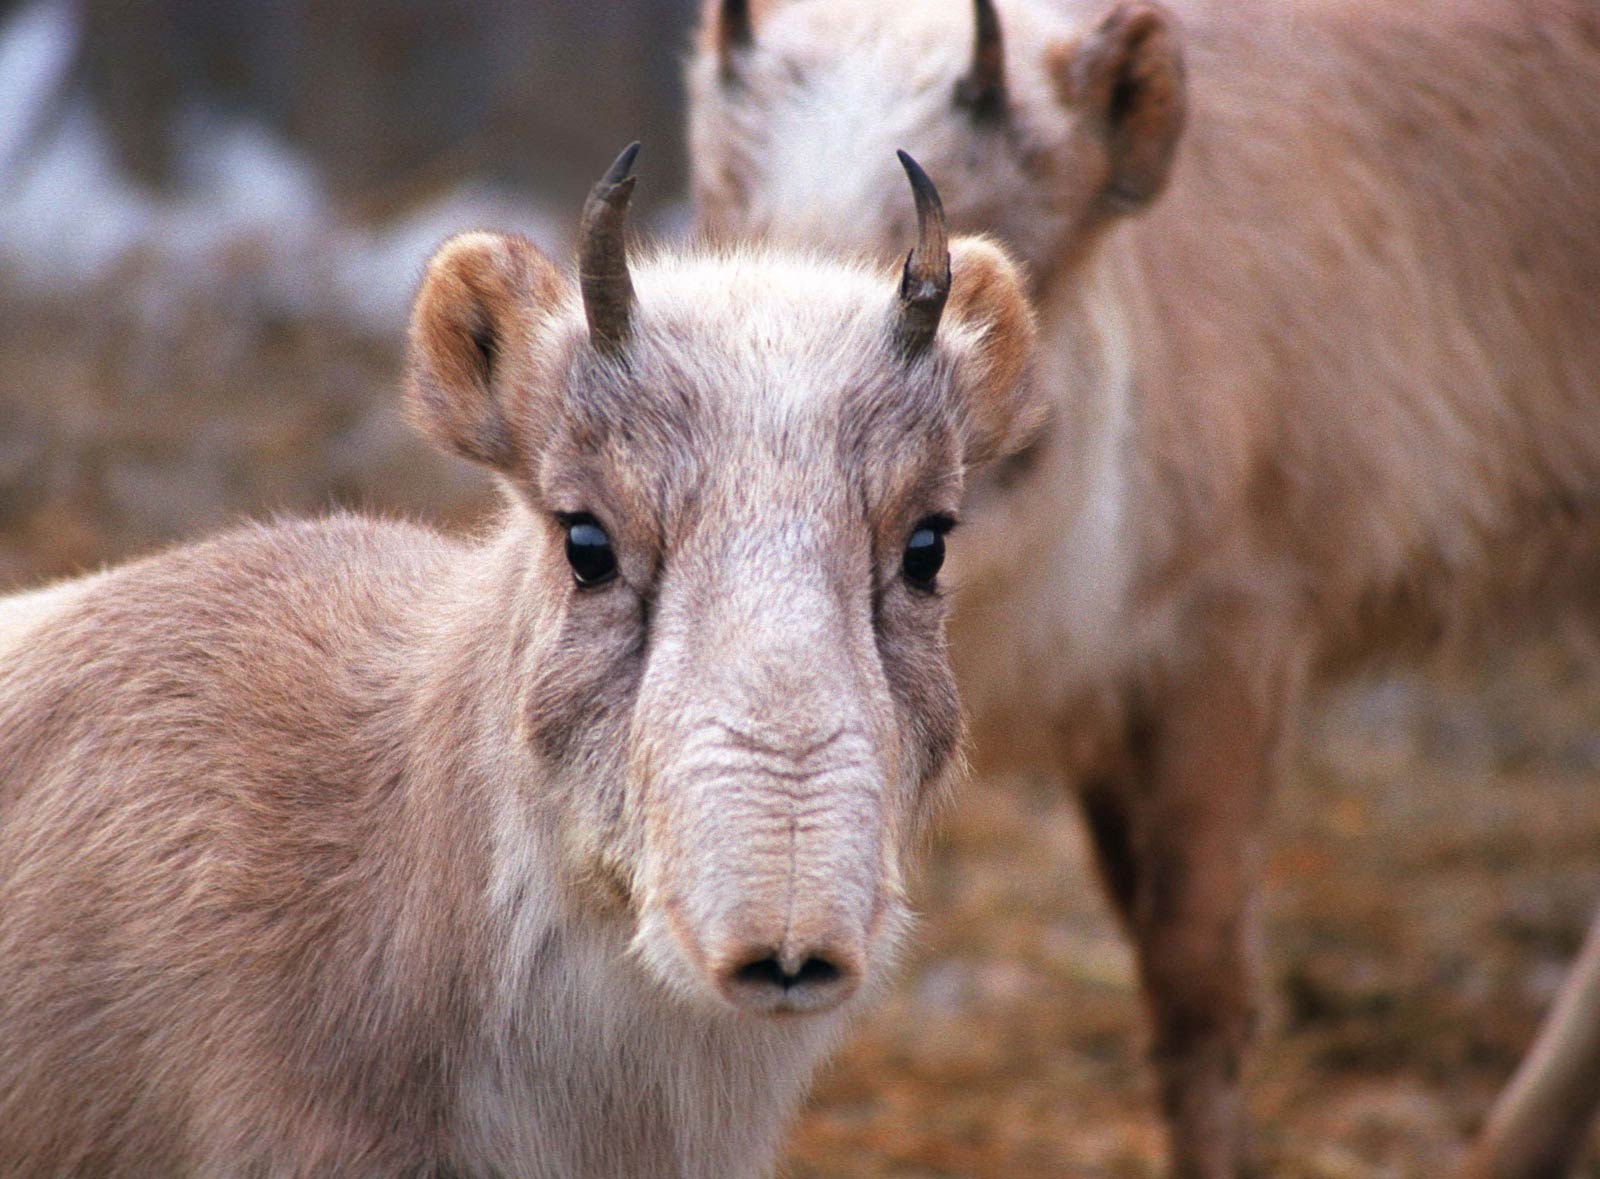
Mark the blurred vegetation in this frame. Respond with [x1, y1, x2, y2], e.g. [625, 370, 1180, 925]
[70, 0, 697, 211]
[0, 0, 698, 585]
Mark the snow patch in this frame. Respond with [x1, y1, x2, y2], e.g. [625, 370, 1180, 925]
[0, 0, 564, 336]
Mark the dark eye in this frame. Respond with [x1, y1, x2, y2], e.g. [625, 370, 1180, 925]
[561, 515, 618, 588]
[902, 516, 953, 591]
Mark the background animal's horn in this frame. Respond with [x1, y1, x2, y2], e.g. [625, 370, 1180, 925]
[955, 0, 1005, 115]
[893, 151, 951, 359]
[578, 142, 640, 355]
[718, 0, 754, 73]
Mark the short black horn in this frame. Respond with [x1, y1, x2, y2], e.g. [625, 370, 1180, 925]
[893, 150, 951, 359]
[578, 142, 641, 355]
[955, 0, 1005, 116]
[718, 0, 754, 75]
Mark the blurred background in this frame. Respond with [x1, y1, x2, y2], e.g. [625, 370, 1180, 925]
[0, 2, 1596, 1174]
[0, 0, 695, 585]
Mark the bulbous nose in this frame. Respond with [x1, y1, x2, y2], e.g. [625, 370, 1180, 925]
[717, 941, 862, 1015]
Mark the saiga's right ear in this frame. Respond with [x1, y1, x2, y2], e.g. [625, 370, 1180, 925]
[406, 232, 569, 473]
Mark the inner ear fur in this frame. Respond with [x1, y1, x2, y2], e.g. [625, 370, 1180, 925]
[1053, 1, 1186, 213]
[942, 236, 1044, 468]
[406, 231, 568, 473]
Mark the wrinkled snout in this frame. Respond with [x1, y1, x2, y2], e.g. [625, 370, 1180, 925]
[639, 730, 903, 1020]
[633, 568, 917, 1020]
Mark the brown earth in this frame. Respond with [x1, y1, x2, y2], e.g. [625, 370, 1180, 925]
[2, 289, 1596, 1178]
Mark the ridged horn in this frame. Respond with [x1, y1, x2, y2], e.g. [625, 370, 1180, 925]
[955, 0, 1005, 117]
[578, 142, 641, 355]
[893, 150, 951, 359]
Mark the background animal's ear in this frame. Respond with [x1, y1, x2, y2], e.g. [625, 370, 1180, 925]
[1052, 1, 1186, 213]
[406, 232, 568, 473]
[942, 237, 1044, 467]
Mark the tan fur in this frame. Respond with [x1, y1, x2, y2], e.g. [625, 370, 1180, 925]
[688, 1, 1600, 1174]
[0, 211, 1038, 1174]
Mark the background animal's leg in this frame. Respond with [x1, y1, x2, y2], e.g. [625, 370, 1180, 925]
[1078, 765, 1144, 930]
[1076, 700, 1164, 930]
[1111, 656, 1296, 1179]
[1466, 901, 1600, 1179]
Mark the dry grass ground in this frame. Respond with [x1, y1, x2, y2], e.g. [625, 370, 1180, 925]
[2, 291, 1596, 1178]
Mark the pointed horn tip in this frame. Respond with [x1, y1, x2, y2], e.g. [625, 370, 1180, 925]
[896, 150, 946, 216]
[896, 149, 928, 194]
[585, 143, 641, 217]
[602, 141, 642, 187]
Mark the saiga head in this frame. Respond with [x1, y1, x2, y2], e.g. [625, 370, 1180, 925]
[407, 146, 1040, 1017]
[689, 0, 1187, 282]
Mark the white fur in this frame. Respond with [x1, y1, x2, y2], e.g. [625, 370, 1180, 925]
[0, 573, 105, 663]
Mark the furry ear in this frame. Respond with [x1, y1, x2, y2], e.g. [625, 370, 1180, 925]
[1054, 1, 1186, 213]
[406, 232, 568, 473]
[942, 236, 1043, 467]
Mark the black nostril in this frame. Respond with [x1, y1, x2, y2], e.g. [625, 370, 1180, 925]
[790, 956, 841, 986]
[734, 954, 841, 991]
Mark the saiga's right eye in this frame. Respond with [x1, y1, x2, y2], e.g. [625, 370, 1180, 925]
[560, 515, 618, 588]
[902, 515, 955, 591]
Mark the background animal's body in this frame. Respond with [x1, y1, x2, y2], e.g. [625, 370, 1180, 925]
[689, 1, 1600, 1174]
[953, 0, 1600, 764]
